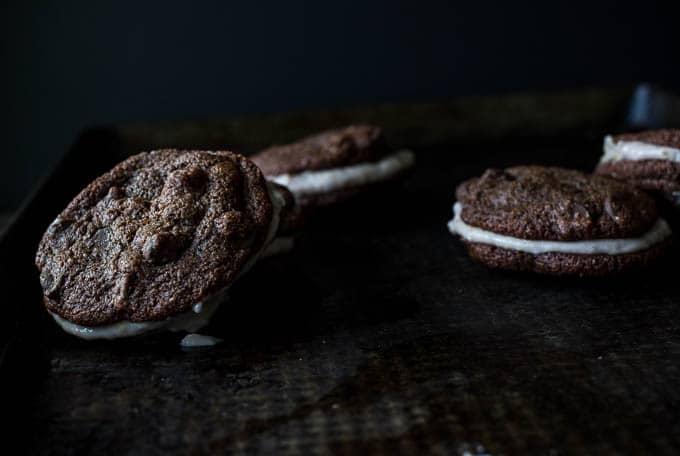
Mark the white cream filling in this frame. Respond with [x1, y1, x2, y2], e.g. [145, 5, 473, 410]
[50, 289, 224, 340]
[268, 149, 415, 197]
[600, 135, 680, 164]
[447, 202, 671, 255]
[180, 333, 223, 348]
[51, 184, 286, 340]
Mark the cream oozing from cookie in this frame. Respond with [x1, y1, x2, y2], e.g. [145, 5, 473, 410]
[600, 135, 680, 164]
[50, 184, 286, 340]
[180, 333, 223, 348]
[51, 288, 225, 340]
[268, 149, 415, 197]
[448, 202, 671, 255]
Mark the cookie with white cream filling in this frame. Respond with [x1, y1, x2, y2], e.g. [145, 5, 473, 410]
[448, 166, 671, 276]
[251, 125, 415, 208]
[596, 129, 680, 208]
[36, 149, 282, 338]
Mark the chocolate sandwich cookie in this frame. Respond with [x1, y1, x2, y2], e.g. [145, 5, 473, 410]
[448, 166, 672, 276]
[35, 149, 286, 339]
[251, 125, 415, 208]
[596, 129, 680, 207]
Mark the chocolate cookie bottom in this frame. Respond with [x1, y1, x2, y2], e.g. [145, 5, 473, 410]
[464, 238, 671, 277]
[596, 159, 680, 207]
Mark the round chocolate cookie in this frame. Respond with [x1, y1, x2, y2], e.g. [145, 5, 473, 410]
[35, 149, 281, 338]
[448, 166, 672, 276]
[251, 125, 415, 208]
[595, 129, 680, 207]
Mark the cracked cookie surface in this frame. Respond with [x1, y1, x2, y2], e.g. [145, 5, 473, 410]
[455, 166, 659, 241]
[251, 125, 389, 175]
[35, 150, 272, 326]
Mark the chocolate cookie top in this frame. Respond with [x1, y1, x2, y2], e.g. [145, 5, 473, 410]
[251, 125, 389, 175]
[36, 150, 273, 326]
[612, 129, 680, 148]
[455, 166, 659, 241]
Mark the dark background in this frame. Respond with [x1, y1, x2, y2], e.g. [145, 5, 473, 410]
[2, 0, 679, 212]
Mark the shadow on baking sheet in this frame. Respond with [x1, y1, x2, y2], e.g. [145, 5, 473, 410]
[202, 325, 679, 454]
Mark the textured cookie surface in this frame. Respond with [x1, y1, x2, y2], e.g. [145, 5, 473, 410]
[455, 166, 658, 241]
[251, 125, 388, 175]
[611, 129, 680, 148]
[35, 150, 272, 326]
[596, 159, 680, 202]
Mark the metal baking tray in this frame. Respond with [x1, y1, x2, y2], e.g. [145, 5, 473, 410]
[3, 85, 680, 454]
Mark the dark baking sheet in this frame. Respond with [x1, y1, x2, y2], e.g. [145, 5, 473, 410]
[3, 85, 680, 455]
